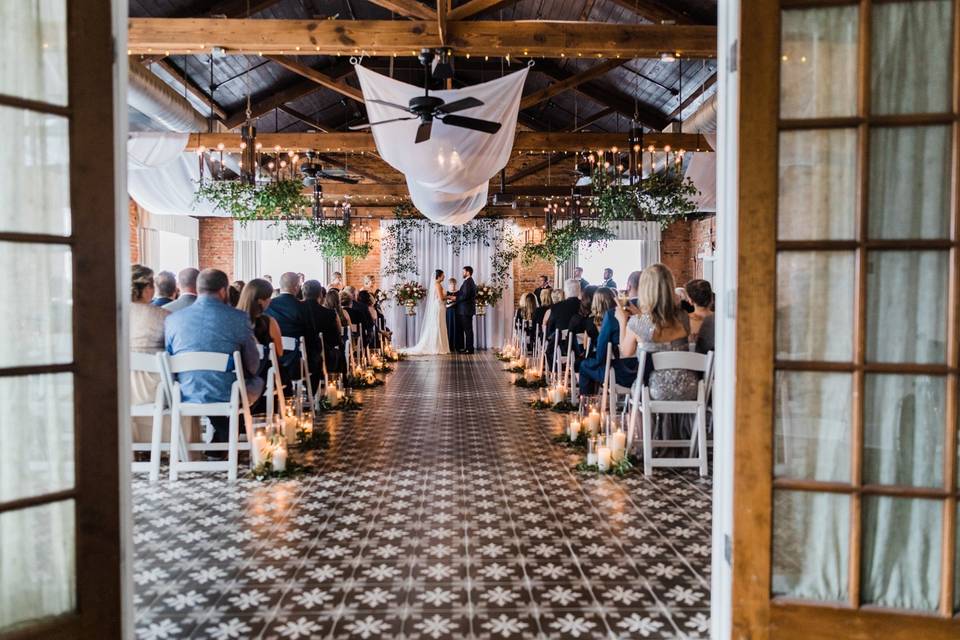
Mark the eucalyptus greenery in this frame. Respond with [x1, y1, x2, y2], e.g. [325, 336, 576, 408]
[284, 218, 372, 259]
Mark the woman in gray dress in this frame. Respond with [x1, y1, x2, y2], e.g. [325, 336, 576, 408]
[615, 263, 698, 401]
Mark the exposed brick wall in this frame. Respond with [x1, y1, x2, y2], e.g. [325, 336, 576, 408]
[512, 218, 555, 305]
[661, 216, 717, 286]
[344, 224, 382, 290]
[198, 217, 234, 278]
[128, 199, 140, 264]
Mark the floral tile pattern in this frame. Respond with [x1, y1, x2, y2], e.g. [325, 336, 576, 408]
[133, 355, 712, 639]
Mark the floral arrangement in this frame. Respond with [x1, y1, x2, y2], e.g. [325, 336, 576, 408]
[393, 280, 427, 305]
[475, 283, 503, 307]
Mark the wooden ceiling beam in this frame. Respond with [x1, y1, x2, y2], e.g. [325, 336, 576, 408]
[264, 55, 365, 103]
[222, 61, 355, 129]
[506, 152, 574, 184]
[366, 0, 437, 20]
[604, 0, 701, 25]
[519, 58, 626, 110]
[127, 19, 717, 58]
[533, 60, 669, 129]
[150, 58, 229, 120]
[278, 105, 330, 131]
[448, 0, 521, 21]
[185, 130, 713, 152]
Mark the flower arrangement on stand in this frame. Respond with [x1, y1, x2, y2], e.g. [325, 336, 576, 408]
[393, 280, 426, 316]
[474, 283, 503, 317]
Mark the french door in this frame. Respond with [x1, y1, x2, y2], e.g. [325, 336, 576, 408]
[0, 1, 125, 638]
[733, 0, 960, 636]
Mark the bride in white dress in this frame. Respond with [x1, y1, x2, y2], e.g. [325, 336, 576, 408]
[402, 270, 450, 356]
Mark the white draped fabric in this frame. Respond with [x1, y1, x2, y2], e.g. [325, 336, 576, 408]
[232, 221, 342, 285]
[355, 65, 527, 225]
[685, 133, 717, 212]
[128, 133, 234, 217]
[558, 221, 661, 283]
[139, 208, 199, 272]
[379, 220, 515, 350]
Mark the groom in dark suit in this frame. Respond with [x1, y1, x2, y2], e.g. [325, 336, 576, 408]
[454, 266, 477, 354]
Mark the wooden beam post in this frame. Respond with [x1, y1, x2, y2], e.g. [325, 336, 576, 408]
[519, 58, 626, 110]
[265, 55, 364, 103]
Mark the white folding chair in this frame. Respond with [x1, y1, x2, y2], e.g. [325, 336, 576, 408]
[130, 351, 168, 483]
[639, 350, 714, 477]
[164, 350, 254, 481]
[254, 344, 281, 426]
[297, 338, 316, 410]
[281, 335, 313, 415]
[605, 344, 633, 423]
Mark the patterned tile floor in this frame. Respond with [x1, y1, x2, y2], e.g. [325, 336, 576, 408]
[133, 354, 712, 639]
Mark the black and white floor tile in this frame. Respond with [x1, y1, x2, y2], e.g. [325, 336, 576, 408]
[133, 354, 712, 639]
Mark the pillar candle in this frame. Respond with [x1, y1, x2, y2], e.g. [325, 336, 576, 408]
[610, 429, 626, 462]
[586, 410, 601, 434]
[597, 446, 612, 472]
[569, 420, 581, 442]
[252, 433, 268, 465]
[273, 443, 287, 472]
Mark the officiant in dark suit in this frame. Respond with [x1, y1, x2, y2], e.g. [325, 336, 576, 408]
[453, 266, 477, 354]
[445, 277, 460, 350]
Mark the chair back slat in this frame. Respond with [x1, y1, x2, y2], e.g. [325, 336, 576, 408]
[167, 351, 230, 374]
[281, 336, 298, 352]
[650, 351, 709, 373]
[130, 351, 163, 373]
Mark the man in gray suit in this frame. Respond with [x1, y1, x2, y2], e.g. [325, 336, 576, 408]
[163, 267, 199, 313]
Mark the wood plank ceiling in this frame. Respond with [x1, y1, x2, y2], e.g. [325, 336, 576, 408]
[128, 0, 718, 215]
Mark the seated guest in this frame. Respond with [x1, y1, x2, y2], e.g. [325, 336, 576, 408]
[130, 265, 171, 444]
[303, 279, 341, 379]
[532, 275, 550, 307]
[341, 287, 366, 329]
[567, 286, 601, 354]
[516, 293, 538, 352]
[328, 271, 344, 290]
[227, 283, 242, 307]
[163, 267, 199, 313]
[578, 287, 637, 395]
[574, 266, 588, 291]
[164, 269, 264, 449]
[232, 280, 246, 292]
[532, 288, 553, 339]
[236, 279, 283, 374]
[625, 270, 641, 303]
[545, 279, 583, 367]
[358, 290, 389, 347]
[616, 264, 697, 401]
[685, 279, 715, 354]
[322, 290, 348, 376]
[152, 270, 177, 306]
[264, 272, 319, 384]
[600, 267, 617, 289]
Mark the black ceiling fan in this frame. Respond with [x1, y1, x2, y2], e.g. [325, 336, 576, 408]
[298, 152, 361, 185]
[349, 48, 502, 144]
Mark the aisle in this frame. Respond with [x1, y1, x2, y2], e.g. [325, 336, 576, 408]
[132, 355, 712, 640]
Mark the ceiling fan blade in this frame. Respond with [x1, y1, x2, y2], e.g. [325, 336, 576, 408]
[435, 96, 483, 114]
[367, 99, 414, 113]
[415, 121, 433, 144]
[348, 116, 417, 130]
[317, 172, 361, 184]
[440, 114, 502, 134]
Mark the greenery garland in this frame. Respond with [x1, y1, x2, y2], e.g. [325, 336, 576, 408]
[194, 178, 371, 259]
[521, 222, 616, 266]
[591, 163, 699, 228]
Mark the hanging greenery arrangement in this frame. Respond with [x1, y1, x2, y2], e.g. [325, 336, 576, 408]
[521, 223, 616, 266]
[195, 179, 371, 260]
[591, 163, 700, 228]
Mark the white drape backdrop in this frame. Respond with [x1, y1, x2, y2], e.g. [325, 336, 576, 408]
[559, 220, 661, 282]
[379, 220, 516, 349]
[356, 65, 527, 225]
[139, 208, 199, 272]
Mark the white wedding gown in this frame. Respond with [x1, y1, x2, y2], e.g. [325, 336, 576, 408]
[402, 282, 450, 356]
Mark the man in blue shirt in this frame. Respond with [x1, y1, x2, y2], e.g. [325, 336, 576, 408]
[165, 269, 264, 446]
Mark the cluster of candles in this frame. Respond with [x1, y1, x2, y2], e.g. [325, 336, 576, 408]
[324, 379, 346, 407]
[569, 397, 627, 471]
[544, 378, 569, 405]
[252, 420, 289, 472]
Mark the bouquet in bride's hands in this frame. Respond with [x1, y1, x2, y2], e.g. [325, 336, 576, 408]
[393, 280, 427, 316]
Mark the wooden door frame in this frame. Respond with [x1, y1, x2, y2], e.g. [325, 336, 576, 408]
[730, 0, 960, 637]
[0, 1, 127, 638]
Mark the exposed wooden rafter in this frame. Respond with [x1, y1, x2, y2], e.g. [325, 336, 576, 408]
[127, 18, 717, 58]
[366, 0, 437, 20]
[150, 58, 229, 120]
[604, 0, 701, 25]
[519, 59, 626, 110]
[185, 131, 713, 152]
[264, 55, 364, 103]
[448, 0, 521, 21]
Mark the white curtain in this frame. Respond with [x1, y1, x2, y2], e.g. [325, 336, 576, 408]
[139, 209, 199, 272]
[128, 132, 236, 217]
[355, 65, 527, 225]
[379, 220, 515, 349]
[233, 221, 341, 285]
[606, 221, 662, 267]
[0, 2, 76, 630]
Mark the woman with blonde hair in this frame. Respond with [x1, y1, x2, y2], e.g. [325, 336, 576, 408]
[615, 263, 697, 400]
